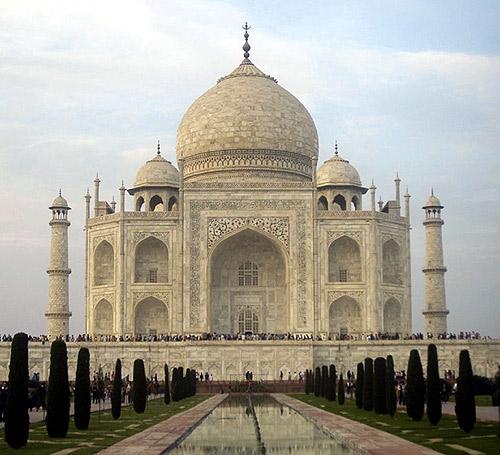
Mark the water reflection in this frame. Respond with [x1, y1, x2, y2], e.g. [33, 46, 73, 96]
[168, 395, 352, 454]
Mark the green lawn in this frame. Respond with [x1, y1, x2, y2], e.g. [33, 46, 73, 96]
[1, 395, 208, 454]
[290, 394, 499, 455]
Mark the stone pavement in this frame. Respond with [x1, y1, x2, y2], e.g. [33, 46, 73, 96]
[442, 402, 499, 423]
[273, 394, 441, 455]
[98, 394, 227, 454]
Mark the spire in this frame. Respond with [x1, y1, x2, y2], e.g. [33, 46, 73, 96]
[242, 22, 251, 61]
[431, 187, 434, 196]
[157, 140, 161, 156]
[334, 141, 338, 156]
[58, 188, 62, 197]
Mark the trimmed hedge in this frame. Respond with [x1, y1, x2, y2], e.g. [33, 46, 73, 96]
[111, 359, 122, 420]
[406, 349, 425, 421]
[4, 332, 29, 449]
[338, 373, 345, 405]
[164, 364, 171, 404]
[455, 349, 476, 433]
[363, 357, 374, 411]
[132, 359, 147, 413]
[426, 344, 442, 425]
[374, 357, 387, 414]
[74, 347, 91, 429]
[46, 340, 70, 438]
[355, 362, 364, 409]
[386, 355, 397, 417]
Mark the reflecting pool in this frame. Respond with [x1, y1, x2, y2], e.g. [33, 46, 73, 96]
[168, 395, 353, 454]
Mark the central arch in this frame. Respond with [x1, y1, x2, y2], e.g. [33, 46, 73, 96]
[209, 228, 288, 334]
[329, 296, 362, 337]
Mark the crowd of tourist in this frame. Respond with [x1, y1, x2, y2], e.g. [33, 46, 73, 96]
[0, 331, 491, 344]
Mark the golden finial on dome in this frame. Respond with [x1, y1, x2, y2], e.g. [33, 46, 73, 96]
[334, 141, 338, 155]
[242, 22, 251, 60]
[157, 140, 161, 155]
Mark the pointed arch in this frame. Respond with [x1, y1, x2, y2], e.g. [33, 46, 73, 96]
[136, 196, 145, 212]
[383, 239, 402, 284]
[134, 297, 169, 336]
[318, 196, 328, 211]
[351, 195, 360, 210]
[209, 227, 288, 334]
[149, 195, 164, 212]
[332, 194, 346, 211]
[329, 296, 362, 337]
[384, 297, 401, 334]
[328, 236, 361, 282]
[134, 236, 168, 283]
[94, 240, 114, 286]
[168, 196, 177, 211]
[94, 299, 113, 335]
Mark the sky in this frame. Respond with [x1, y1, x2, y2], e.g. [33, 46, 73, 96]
[0, 0, 499, 337]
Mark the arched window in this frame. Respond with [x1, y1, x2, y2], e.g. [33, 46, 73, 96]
[94, 241, 114, 286]
[238, 309, 259, 334]
[135, 237, 168, 283]
[351, 195, 360, 211]
[383, 239, 402, 284]
[238, 261, 258, 286]
[168, 196, 177, 211]
[332, 194, 346, 211]
[149, 195, 164, 212]
[318, 196, 328, 211]
[136, 196, 145, 212]
[328, 236, 361, 282]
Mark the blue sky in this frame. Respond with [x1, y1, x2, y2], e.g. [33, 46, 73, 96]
[0, 0, 499, 336]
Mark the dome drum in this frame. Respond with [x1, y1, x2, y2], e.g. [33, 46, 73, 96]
[182, 148, 313, 181]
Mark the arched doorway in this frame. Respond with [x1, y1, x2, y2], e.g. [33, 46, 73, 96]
[209, 229, 287, 334]
[134, 297, 168, 336]
[383, 239, 402, 284]
[94, 299, 113, 335]
[384, 298, 401, 334]
[94, 240, 114, 286]
[329, 296, 362, 338]
[328, 236, 361, 282]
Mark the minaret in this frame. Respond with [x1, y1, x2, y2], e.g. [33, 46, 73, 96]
[422, 190, 448, 336]
[46, 191, 72, 339]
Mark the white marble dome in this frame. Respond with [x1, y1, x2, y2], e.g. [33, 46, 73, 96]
[134, 153, 179, 189]
[50, 192, 69, 208]
[424, 192, 442, 207]
[176, 58, 318, 181]
[317, 153, 362, 187]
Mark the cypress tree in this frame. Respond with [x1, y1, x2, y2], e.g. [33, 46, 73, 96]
[327, 365, 335, 401]
[314, 366, 321, 397]
[74, 347, 91, 430]
[111, 359, 122, 420]
[305, 369, 310, 394]
[386, 355, 397, 417]
[426, 344, 442, 425]
[164, 364, 171, 404]
[46, 340, 70, 438]
[374, 357, 387, 414]
[178, 367, 185, 400]
[321, 365, 329, 398]
[455, 350, 476, 433]
[4, 332, 29, 449]
[331, 364, 337, 401]
[355, 362, 364, 409]
[132, 359, 147, 413]
[406, 349, 425, 421]
[171, 367, 179, 401]
[363, 357, 374, 411]
[338, 373, 345, 405]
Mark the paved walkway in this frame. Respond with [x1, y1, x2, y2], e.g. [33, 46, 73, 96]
[98, 394, 227, 455]
[442, 402, 499, 422]
[273, 394, 441, 455]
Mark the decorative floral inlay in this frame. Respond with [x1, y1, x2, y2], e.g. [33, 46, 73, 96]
[207, 217, 289, 250]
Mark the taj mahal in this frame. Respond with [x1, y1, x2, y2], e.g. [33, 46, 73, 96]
[5, 29, 496, 382]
